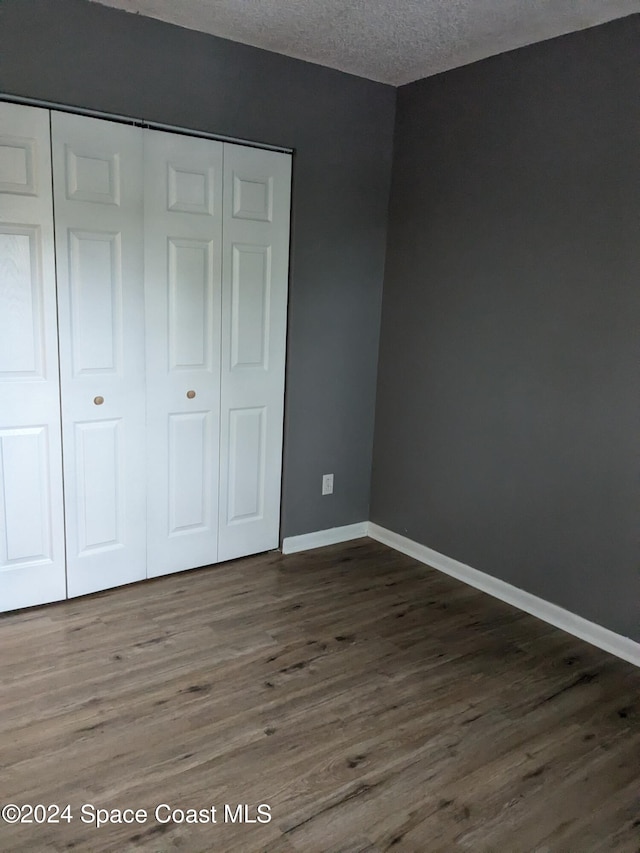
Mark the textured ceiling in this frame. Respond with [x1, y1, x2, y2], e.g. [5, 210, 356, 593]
[92, 0, 640, 85]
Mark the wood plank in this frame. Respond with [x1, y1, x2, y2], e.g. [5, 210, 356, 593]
[0, 539, 638, 852]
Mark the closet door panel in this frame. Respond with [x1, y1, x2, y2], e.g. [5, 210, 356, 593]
[219, 144, 291, 561]
[144, 130, 222, 578]
[52, 112, 146, 598]
[0, 103, 66, 611]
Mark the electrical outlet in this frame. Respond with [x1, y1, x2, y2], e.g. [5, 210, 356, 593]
[322, 473, 334, 495]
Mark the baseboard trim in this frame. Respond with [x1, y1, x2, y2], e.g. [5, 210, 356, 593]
[367, 522, 640, 669]
[282, 522, 368, 555]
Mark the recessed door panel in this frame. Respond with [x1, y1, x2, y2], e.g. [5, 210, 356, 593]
[231, 244, 270, 369]
[0, 135, 36, 195]
[74, 420, 122, 552]
[52, 111, 146, 598]
[0, 427, 52, 563]
[69, 230, 121, 374]
[219, 144, 291, 561]
[0, 227, 44, 378]
[144, 129, 222, 577]
[0, 102, 66, 612]
[232, 173, 273, 222]
[65, 148, 120, 205]
[169, 238, 212, 371]
[168, 411, 210, 533]
[227, 407, 266, 524]
[168, 164, 214, 215]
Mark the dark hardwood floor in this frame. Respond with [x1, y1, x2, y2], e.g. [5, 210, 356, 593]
[1, 538, 639, 852]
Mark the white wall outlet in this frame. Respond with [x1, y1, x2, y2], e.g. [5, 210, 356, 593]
[322, 473, 334, 495]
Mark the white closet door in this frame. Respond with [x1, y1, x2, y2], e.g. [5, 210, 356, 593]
[144, 129, 223, 578]
[51, 112, 146, 598]
[218, 144, 292, 561]
[0, 103, 66, 611]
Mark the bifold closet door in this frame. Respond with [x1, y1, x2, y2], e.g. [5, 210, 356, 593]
[218, 144, 292, 561]
[0, 102, 67, 610]
[51, 112, 147, 598]
[144, 130, 223, 578]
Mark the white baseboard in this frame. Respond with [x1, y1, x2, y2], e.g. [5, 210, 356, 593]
[367, 522, 640, 669]
[281, 522, 368, 555]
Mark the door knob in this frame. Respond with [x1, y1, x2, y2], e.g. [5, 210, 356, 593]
[186, 390, 196, 399]
[94, 396, 104, 405]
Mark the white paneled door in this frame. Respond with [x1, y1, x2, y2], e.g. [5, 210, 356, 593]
[0, 102, 292, 612]
[218, 144, 292, 561]
[0, 103, 67, 610]
[144, 129, 223, 577]
[51, 112, 147, 598]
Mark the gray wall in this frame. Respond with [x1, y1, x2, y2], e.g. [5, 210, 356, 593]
[371, 16, 640, 640]
[0, 0, 395, 539]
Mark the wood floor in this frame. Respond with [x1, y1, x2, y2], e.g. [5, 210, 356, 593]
[1, 538, 639, 853]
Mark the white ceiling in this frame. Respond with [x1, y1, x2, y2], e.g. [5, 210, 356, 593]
[93, 0, 640, 85]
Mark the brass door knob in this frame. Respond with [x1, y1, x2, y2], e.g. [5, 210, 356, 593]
[186, 390, 196, 399]
[94, 396, 104, 405]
